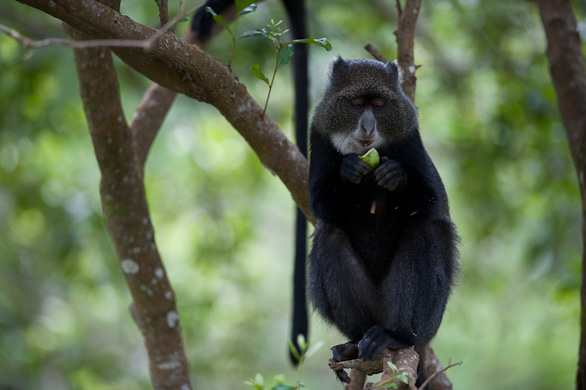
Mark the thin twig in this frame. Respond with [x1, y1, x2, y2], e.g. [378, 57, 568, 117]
[365, 43, 388, 62]
[0, 2, 199, 51]
[159, 0, 168, 28]
[395, 0, 403, 18]
[0, 25, 71, 48]
[418, 360, 462, 390]
[0, 23, 156, 49]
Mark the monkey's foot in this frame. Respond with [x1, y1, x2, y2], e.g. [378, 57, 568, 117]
[328, 358, 352, 383]
[358, 326, 410, 360]
[329, 342, 359, 383]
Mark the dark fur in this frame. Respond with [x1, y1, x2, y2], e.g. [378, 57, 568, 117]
[308, 58, 458, 384]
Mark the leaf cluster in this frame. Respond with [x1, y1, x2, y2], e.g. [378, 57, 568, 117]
[206, 4, 332, 115]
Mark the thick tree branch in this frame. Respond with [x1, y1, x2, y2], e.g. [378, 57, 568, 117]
[17, 0, 314, 224]
[533, 1, 586, 389]
[393, 0, 421, 103]
[130, 82, 177, 167]
[330, 348, 419, 390]
[69, 25, 192, 390]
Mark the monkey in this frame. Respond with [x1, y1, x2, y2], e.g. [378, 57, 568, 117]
[189, 0, 310, 365]
[308, 57, 458, 384]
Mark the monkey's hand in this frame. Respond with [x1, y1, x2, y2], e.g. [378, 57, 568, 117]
[358, 325, 410, 360]
[330, 342, 359, 383]
[340, 154, 371, 184]
[374, 157, 407, 191]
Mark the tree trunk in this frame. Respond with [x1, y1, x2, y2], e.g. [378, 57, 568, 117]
[533, 1, 586, 388]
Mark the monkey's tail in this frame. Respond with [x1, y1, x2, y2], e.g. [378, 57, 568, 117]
[282, 0, 310, 366]
[290, 207, 308, 365]
[190, 0, 311, 366]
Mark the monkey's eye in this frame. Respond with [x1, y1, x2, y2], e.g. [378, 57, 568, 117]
[351, 97, 365, 109]
[372, 97, 385, 110]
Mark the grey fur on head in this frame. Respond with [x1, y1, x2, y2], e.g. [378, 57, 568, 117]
[312, 57, 417, 147]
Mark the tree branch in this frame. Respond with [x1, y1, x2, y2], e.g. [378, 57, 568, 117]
[533, 1, 586, 389]
[393, 0, 421, 103]
[330, 348, 419, 390]
[17, 0, 314, 224]
[364, 43, 388, 63]
[68, 23, 192, 390]
[418, 360, 462, 390]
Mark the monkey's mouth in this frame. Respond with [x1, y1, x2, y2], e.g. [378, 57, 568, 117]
[358, 139, 374, 148]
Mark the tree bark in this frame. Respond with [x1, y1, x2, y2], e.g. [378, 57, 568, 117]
[533, 1, 586, 389]
[69, 24, 192, 390]
[394, 0, 421, 103]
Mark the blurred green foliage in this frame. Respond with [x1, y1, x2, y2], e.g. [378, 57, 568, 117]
[0, 0, 585, 389]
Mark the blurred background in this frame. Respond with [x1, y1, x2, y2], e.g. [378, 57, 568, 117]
[1, 0, 585, 389]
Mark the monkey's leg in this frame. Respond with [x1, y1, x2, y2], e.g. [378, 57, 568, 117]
[308, 222, 378, 382]
[309, 222, 378, 337]
[362, 219, 457, 381]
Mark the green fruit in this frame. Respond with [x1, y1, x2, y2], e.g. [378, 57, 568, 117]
[359, 148, 380, 170]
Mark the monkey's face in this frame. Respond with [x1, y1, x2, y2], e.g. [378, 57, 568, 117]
[329, 94, 388, 155]
[312, 58, 417, 156]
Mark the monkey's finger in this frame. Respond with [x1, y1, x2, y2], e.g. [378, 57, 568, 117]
[345, 154, 371, 174]
[332, 342, 359, 362]
[374, 167, 403, 187]
[335, 369, 351, 384]
[385, 181, 400, 191]
[377, 177, 401, 191]
[340, 167, 363, 183]
[373, 159, 400, 178]
[374, 166, 401, 183]
[349, 161, 371, 176]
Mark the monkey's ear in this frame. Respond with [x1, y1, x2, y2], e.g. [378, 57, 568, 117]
[328, 56, 350, 87]
[386, 60, 404, 88]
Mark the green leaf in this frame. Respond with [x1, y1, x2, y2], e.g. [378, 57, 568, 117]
[254, 373, 264, 388]
[304, 340, 324, 359]
[177, 16, 190, 23]
[386, 361, 399, 372]
[277, 44, 294, 69]
[272, 385, 295, 390]
[251, 65, 270, 86]
[238, 29, 265, 39]
[273, 374, 286, 385]
[205, 7, 232, 35]
[296, 334, 307, 351]
[287, 339, 302, 361]
[239, 3, 258, 16]
[377, 383, 398, 389]
[395, 373, 408, 384]
[244, 379, 264, 390]
[291, 37, 333, 51]
[153, 0, 160, 6]
[235, 0, 256, 12]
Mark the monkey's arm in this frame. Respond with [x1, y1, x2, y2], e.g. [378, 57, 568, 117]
[380, 130, 442, 218]
[309, 131, 350, 222]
